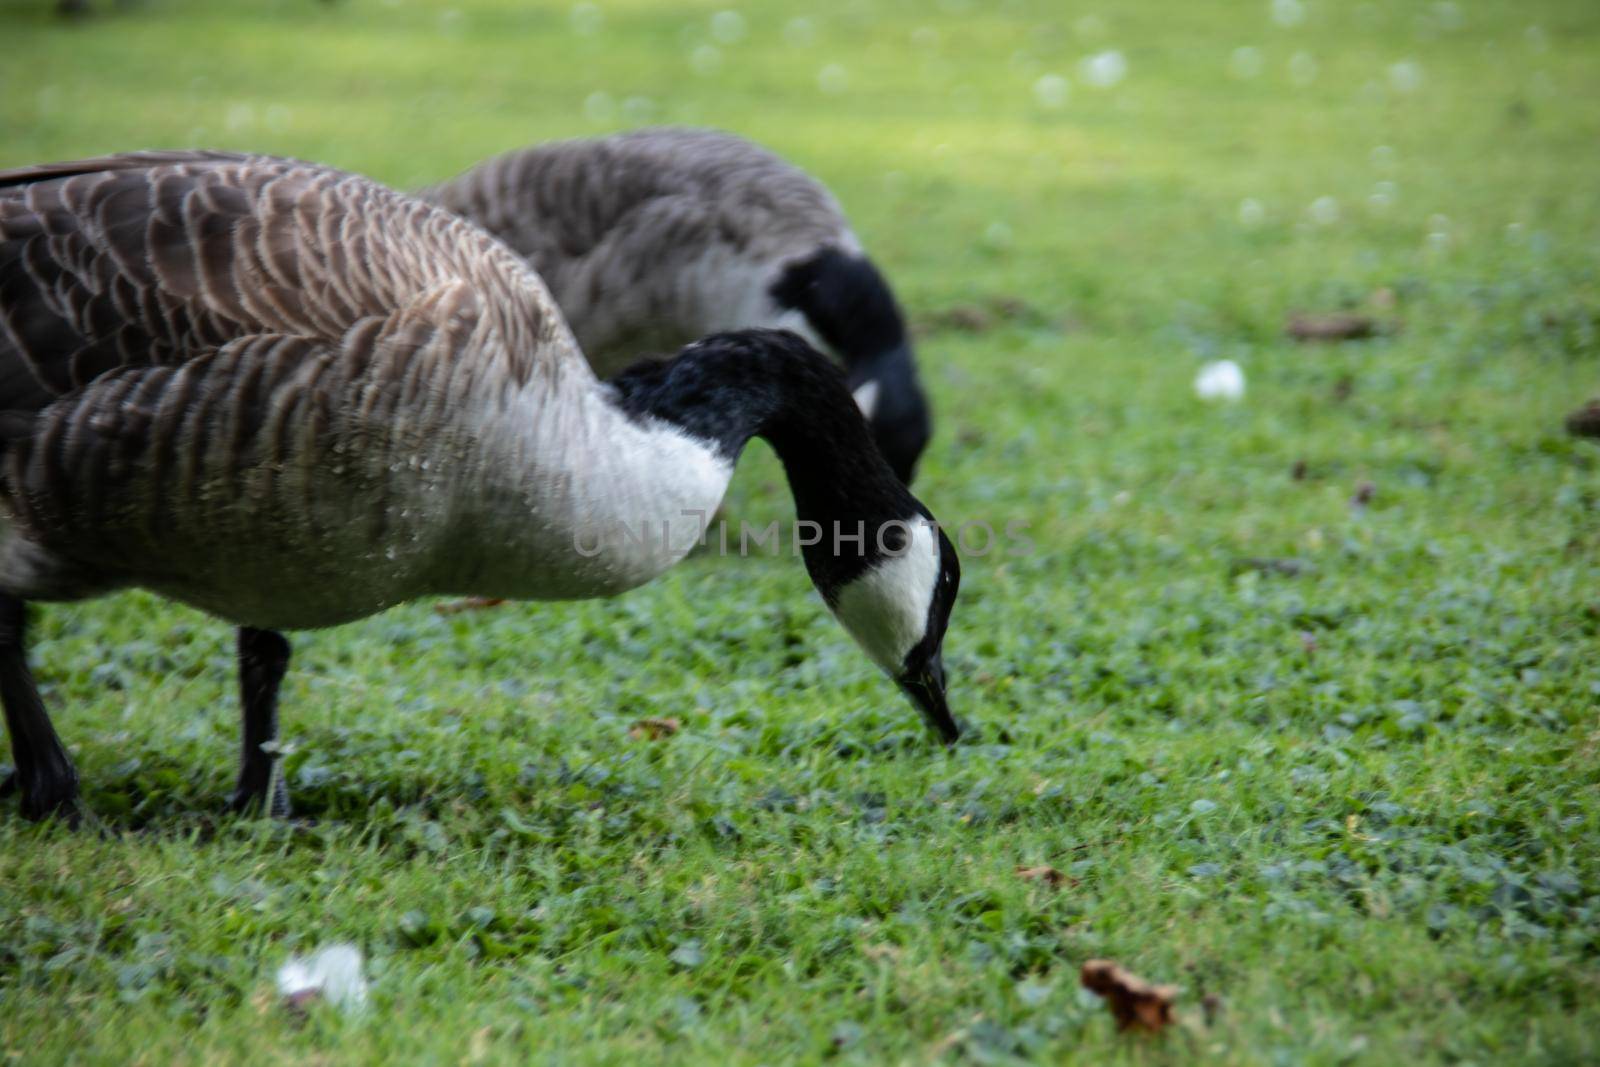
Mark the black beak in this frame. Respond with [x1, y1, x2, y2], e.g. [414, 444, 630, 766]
[896, 650, 959, 744]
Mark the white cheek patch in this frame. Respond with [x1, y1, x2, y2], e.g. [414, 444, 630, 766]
[851, 379, 881, 420]
[829, 518, 938, 676]
[768, 307, 837, 360]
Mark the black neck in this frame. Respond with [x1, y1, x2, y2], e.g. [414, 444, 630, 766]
[609, 329, 918, 593]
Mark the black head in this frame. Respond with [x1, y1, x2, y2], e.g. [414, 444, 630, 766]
[769, 247, 932, 484]
[611, 327, 960, 743]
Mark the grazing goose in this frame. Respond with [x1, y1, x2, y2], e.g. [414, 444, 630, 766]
[0, 151, 961, 821]
[418, 127, 932, 484]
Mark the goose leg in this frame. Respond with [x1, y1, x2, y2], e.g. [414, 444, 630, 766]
[229, 627, 291, 818]
[0, 595, 79, 821]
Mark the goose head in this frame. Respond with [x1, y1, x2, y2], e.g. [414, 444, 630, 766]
[769, 247, 931, 485]
[821, 514, 961, 743]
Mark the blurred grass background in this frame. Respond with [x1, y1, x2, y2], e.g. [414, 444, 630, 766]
[2, 0, 1599, 1063]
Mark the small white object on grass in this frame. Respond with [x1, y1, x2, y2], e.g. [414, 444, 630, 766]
[1079, 50, 1127, 89]
[277, 943, 369, 1014]
[1033, 73, 1070, 109]
[1194, 360, 1246, 402]
[1271, 0, 1306, 28]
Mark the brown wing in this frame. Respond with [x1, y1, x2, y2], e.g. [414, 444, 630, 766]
[0, 150, 576, 419]
[418, 127, 850, 278]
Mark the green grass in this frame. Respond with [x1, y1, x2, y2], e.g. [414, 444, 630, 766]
[3, 0, 1599, 1062]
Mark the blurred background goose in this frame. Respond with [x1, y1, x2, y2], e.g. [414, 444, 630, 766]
[0, 151, 961, 821]
[419, 127, 933, 484]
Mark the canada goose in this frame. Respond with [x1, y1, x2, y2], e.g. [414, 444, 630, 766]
[419, 127, 932, 484]
[0, 151, 961, 821]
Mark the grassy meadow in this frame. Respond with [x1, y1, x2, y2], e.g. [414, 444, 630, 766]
[1, 0, 1598, 1062]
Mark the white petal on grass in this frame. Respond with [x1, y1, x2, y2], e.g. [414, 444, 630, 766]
[1074, 14, 1105, 40]
[1033, 73, 1069, 109]
[1229, 46, 1264, 79]
[1288, 51, 1318, 87]
[912, 26, 941, 51]
[1309, 196, 1340, 225]
[621, 95, 657, 122]
[818, 63, 848, 94]
[1194, 360, 1246, 402]
[1079, 50, 1127, 89]
[1370, 144, 1396, 168]
[277, 944, 369, 1015]
[690, 44, 722, 75]
[582, 91, 615, 122]
[569, 2, 602, 35]
[1271, 0, 1306, 28]
[264, 105, 291, 132]
[437, 8, 463, 34]
[225, 104, 254, 134]
[1238, 197, 1266, 226]
[710, 10, 746, 45]
[1427, 213, 1452, 250]
[1388, 59, 1423, 93]
[1433, 2, 1462, 31]
[783, 16, 816, 47]
[982, 221, 1014, 250]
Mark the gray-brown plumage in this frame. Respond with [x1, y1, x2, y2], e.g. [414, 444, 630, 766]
[0, 151, 962, 821]
[420, 128, 932, 483]
[1, 151, 568, 622]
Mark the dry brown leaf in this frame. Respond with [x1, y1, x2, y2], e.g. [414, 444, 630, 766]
[860, 942, 903, 965]
[466, 1025, 493, 1064]
[1286, 312, 1385, 342]
[629, 717, 682, 741]
[1565, 399, 1600, 439]
[1080, 959, 1179, 1033]
[913, 296, 1060, 338]
[434, 597, 506, 616]
[920, 304, 992, 334]
[1015, 865, 1078, 888]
